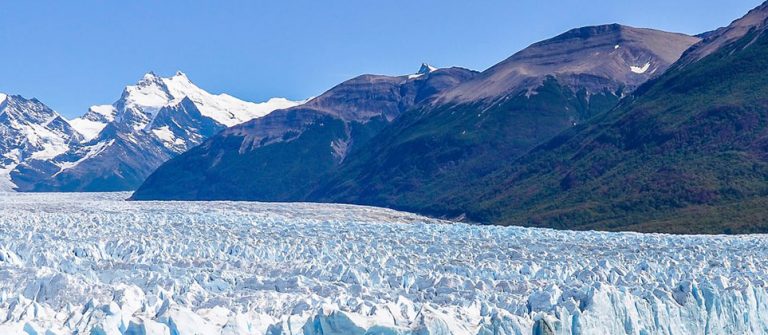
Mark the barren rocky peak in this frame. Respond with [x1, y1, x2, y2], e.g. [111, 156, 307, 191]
[438, 24, 700, 104]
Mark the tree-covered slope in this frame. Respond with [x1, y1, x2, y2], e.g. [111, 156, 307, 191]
[458, 4, 768, 234]
[310, 78, 622, 217]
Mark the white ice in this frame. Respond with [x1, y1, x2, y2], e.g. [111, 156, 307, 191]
[0, 193, 766, 334]
[68, 118, 106, 141]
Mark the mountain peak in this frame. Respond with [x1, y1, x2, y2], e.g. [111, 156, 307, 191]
[142, 71, 159, 80]
[418, 63, 438, 75]
[550, 23, 627, 41]
[138, 71, 164, 88]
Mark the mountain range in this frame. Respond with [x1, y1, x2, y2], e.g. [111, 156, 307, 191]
[133, 24, 701, 208]
[6, 1, 768, 234]
[0, 73, 302, 191]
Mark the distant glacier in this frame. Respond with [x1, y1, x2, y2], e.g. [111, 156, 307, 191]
[0, 193, 766, 334]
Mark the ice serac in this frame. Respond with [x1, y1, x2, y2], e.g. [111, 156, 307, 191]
[2, 192, 768, 334]
[11, 71, 304, 192]
[131, 66, 479, 201]
[0, 94, 82, 191]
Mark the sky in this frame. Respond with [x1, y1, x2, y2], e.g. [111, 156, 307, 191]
[0, 0, 763, 118]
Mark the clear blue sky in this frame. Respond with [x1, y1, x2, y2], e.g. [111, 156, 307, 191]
[0, 0, 763, 118]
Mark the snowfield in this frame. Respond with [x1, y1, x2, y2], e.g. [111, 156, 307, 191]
[0, 193, 767, 334]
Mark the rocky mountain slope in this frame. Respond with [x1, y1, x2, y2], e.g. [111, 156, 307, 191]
[437, 24, 699, 104]
[439, 1, 768, 233]
[7, 72, 301, 191]
[132, 65, 478, 200]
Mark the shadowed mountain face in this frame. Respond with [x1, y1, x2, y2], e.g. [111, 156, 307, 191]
[131, 67, 479, 200]
[306, 25, 700, 215]
[434, 2, 768, 234]
[132, 24, 700, 213]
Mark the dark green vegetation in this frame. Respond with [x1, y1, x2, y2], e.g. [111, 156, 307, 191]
[454, 27, 768, 234]
[312, 78, 622, 218]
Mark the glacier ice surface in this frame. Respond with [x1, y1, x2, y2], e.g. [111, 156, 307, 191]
[0, 192, 767, 334]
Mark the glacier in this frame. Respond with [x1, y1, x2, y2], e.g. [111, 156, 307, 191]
[0, 193, 766, 334]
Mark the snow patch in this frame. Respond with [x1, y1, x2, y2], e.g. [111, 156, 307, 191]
[0, 164, 17, 191]
[88, 104, 118, 122]
[69, 118, 106, 141]
[151, 126, 176, 145]
[26, 122, 72, 160]
[54, 140, 114, 174]
[630, 62, 651, 74]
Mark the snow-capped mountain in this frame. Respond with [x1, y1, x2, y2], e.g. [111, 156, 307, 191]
[0, 94, 82, 191]
[112, 71, 299, 131]
[68, 105, 117, 141]
[10, 72, 304, 192]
